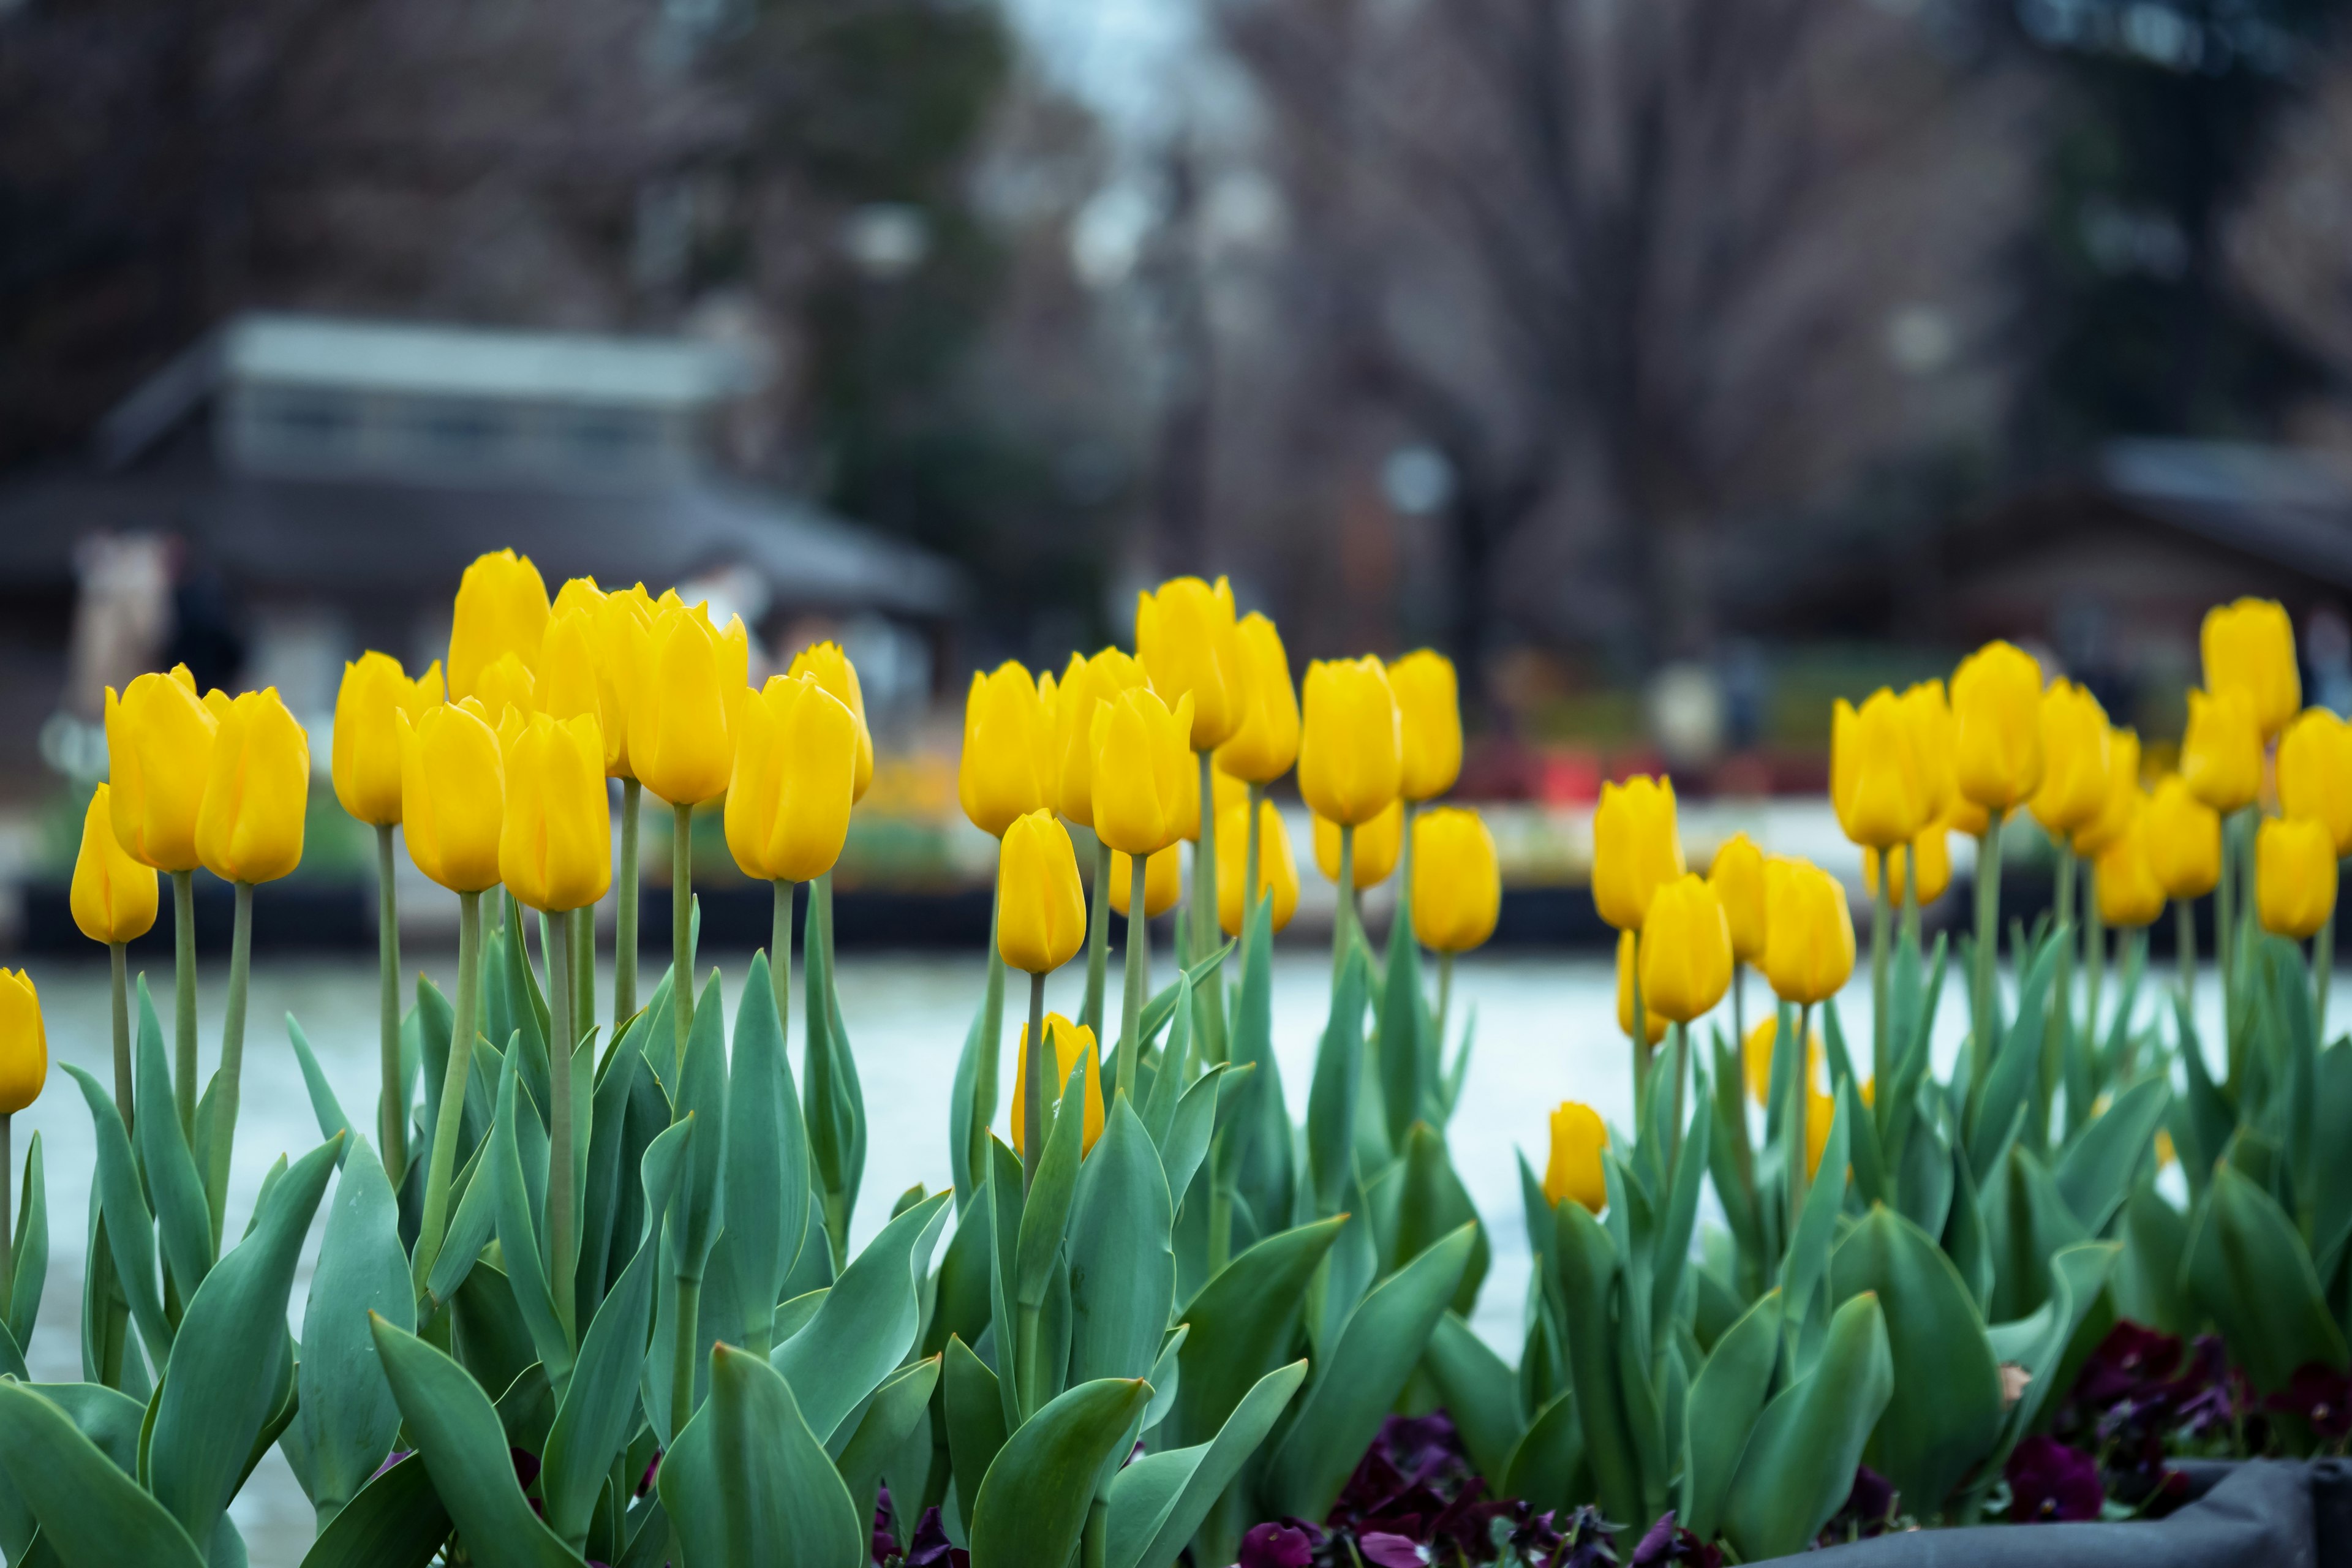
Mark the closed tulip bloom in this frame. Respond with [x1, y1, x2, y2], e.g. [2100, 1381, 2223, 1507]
[1052, 647, 1150, 828]
[2203, 598, 2299, 739]
[500, 713, 613, 913]
[1708, 833, 1768, 963]
[1215, 614, 1301, 785]
[104, 666, 219, 872]
[552, 575, 606, 622]
[2071, 729, 2141, 858]
[998, 810, 1088, 973]
[331, 653, 442, 826]
[579, 585, 656, 780]
[70, 785, 157, 944]
[790, 641, 875, 804]
[1947, 794, 1990, 838]
[2181, 687, 2261, 814]
[1011, 1014, 1104, 1159]
[1863, 823, 1952, 906]
[1544, 1101, 1608, 1212]
[2143, 776, 2221, 900]
[1593, 776, 1686, 932]
[1899, 680, 1956, 824]
[1391, 650, 1464, 802]
[196, 690, 309, 884]
[1412, 807, 1501, 954]
[0, 971, 45, 1115]
[1218, 799, 1300, 936]
[2028, 680, 2113, 836]
[1136, 576, 1245, 750]
[961, 662, 1057, 838]
[1640, 873, 1733, 1024]
[631, 603, 747, 808]
[448, 549, 551, 703]
[1762, 858, 1855, 1006]
[1314, 797, 1403, 888]
[1743, 1016, 1825, 1107]
[2096, 806, 2165, 929]
[1833, 690, 1932, 850]
[538, 609, 629, 776]
[1951, 640, 2046, 812]
[1110, 846, 1183, 918]
[726, 675, 858, 883]
[2279, 708, 2352, 856]
[1298, 657, 1402, 827]
[473, 650, 537, 726]
[1616, 931, 1667, 1046]
[1088, 686, 1197, 855]
[401, 703, 505, 892]
[2258, 815, 2337, 940]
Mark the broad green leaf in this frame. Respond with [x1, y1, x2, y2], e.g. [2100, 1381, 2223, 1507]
[1679, 1287, 1781, 1541]
[660, 1341, 865, 1568]
[1302, 949, 1369, 1216]
[1016, 1054, 1090, 1308]
[297, 1137, 414, 1523]
[1553, 1199, 1640, 1531]
[2054, 1077, 2169, 1236]
[422, 1138, 497, 1310]
[2184, 1164, 2347, 1392]
[1719, 1291, 1894, 1562]
[1420, 1310, 1521, 1488]
[488, 1049, 574, 1395]
[1501, 1390, 1585, 1517]
[1985, 1242, 2119, 1478]
[1069, 1098, 1177, 1387]
[1377, 899, 1425, 1145]
[772, 1189, 953, 1446]
[0, 1381, 205, 1568]
[832, 1355, 942, 1528]
[1967, 937, 2059, 1177]
[943, 1335, 1009, 1527]
[1168, 1215, 1345, 1448]
[1782, 1084, 1850, 1345]
[718, 951, 810, 1345]
[571, 1014, 646, 1321]
[2115, 1183, 2192, 1336]
[61, 1066, 171, 1365]
[295, 1453, 449, 1568]
[286, 1013, 356, 1154]
[968, 1378, 1152, 1568]
[8, 1131, 44, 1352]
[135, 981, 213, 1300]
[2309, 1045, 2352, 1283]
[1156, 1064, 1229, 1212]
[1105, 1359, 1306, 1568]
[670, 971, 731, 1280]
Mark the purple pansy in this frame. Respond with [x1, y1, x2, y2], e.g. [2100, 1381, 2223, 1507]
[2006, 1436, 2103, 1523]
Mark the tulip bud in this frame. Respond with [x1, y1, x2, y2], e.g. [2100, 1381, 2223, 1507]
[726, 675, 858, 884]
[2095, 802, 2165, 929]
[1218, 799, 1300, 936]
[2182, 687, 2261, 814]
[1742, 1015, 1824, 1107]
[1052, 648, 1150, 829]
[539, 609, 629, 777]
[0, 971, 46, 1115]
[1947, 794, 1990, 839]
[631, 603, 747, 808]
[331, 653, 443, 827]
[1110, 846, 1183, 919]
[1593, 776, 1686, 932]
[2070, 729, 2141, 858]
[196, 690, 310, 885]
[104, 666, 219, 872]
[1708, 833, 1768, 963]
[960, 663, 1056, 838]
[1215, 614, 1301, 786]
[997, 810, 1088, 973]
[1411, 807, 1501, 954]
[1136, 576, 1245, 750]
[500, 713, 613, 913]
[1314, 797, 1403, 888]
[790, 641, 875, 804]
[1833, 690, 1932, 850]
[1088, 686, 1196, 856]
[1862, 825, 1951, 907]
[1951, 640, 2045, 812]
[1762, 858, 1854, 1006]
[1616, 931, 1667, 1046]
[1640, 873, 1732, 1024]
[401, 703, 505, 893]
[2143, 776, 2220, 900]
[1298, 658, 1402, 827]
[2279, 708, 2352, 856]
[1391, 650, 1463, 802]
[2258, 815, 2337, 940]
[552, 575, 606, 621]
[70, 785, 158, 944]
[1543, 1101, 1608, 1212]
[474, 650, 537, 726]
[448, 549, 552, 704]
[2027, 680, 2113, 837]
[2203, 598, 2299, 740]
[1011, 1014, 1104, 1159]
[1899, 680, 1956, 824]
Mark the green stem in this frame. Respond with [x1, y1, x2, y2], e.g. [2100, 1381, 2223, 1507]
[673, 803, 695, 1066]
[109, 943, 132, 1129]
[377, 824, 406, 1180]
[1193, 750, 1225, 1060]
[172, 869, 197, 1136]
[2085, 870, 2106, 1049]
[1632, 930, 1650, 1127]
[1971, 812, 2005, 1086]
[1, 1116, 13, 1313]
[772, 880, 794, 1023]
[2318, 907, 2335, 1043]
[1733, 961, 1746, 1061]
[975, 874, 1005, 1195]
[2177, 897, 2198, 1014]
[1082, 837, 1111, 1039]
[1333, 825, 1357, 984]
[1082, 1498, 1109, 1568]
[1787, 1001, 1812, 1252]
[413, 890, 483, 1297]
[2047, 849, 2076, 1147]
[1244, 783, 1265, 937]
[1436, 951, 1454, 1055]
[1022, 970, 1047, 1194]
[669, 1275, 702, 1439]
[571, 896, 594, 1054]
[1668, 1020, 1687, 1169]
[2216, 813, 2237, 1005]
[1871, 856, 1891, 1099]
[204, 882, 254, 1250]
[616, 778, 641, 1030]
[548, 907, 578, 1344]
[1118, 853, 1150, 1102]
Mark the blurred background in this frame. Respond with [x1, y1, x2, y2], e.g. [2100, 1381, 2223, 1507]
[8, 0, 2352, 949]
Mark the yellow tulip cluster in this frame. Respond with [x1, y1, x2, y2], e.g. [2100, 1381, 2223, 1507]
[97, 666, 311, 897]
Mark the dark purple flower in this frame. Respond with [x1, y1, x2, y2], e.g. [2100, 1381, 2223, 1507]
[1630, 1510, 1720, 1566]
[2076, 1322, 2184, 1411]
[510, 1447, 541, 1491]
[903, 1507, 968, 1568]
[2006, 1436, 2103, 1523]
[637, 1448, 662, 1498]
[1553, 1504, 1623, 1568]
[1236, 1521, 1316, 1568]
[1843, 1466, 1896, 1531]
[2266, 1361, 2352, 1440]
[1358, 1531, 1429, 1567]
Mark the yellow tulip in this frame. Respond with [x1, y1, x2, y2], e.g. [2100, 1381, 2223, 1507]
[331, 653, 442, 827]
[1743, 1015, 1825, 1107]
[1314, 797, 1403, 888]
[960, 662, 1056, 838]
[552, 575, 606, 622]
[1832, 690, 1932, 850]
[726, 675, 858, 884]
[1411, 807, 1501, 954]
[2279, 708, 2352, 856]
[1616, 930, 1667, 1046]
[1708, 833, 1768, 963]
[1862, 825, 1951, 907]
[998, 810, 1088, 973]
[1899, 680, 1956, 824]
[579, 584, 657, 781]
[1088, 686, 1196, 856]
[2071, 729, 2141, 858]
[1762, 858, 1855, 1005]
[448, 549, 552, 704]
[1215, 614, 1301, 785]
[1951, 640, 2045, 812]
[0, 971, 46, 1115]
[1218, 799, 1300, 936]
[1391, 650, 1463, 802]
[2095, 802, 2165, 929]
[1544, 1101, 1608, 1211]
[196, 690, 309, 884]
[2258, 815, 2337, 940]
[1298, 657, 1402, 827]
[1592, 776, 1685, 932]
[1110, 846, 1183, 919]
[2181, 687, 2261, 814]
[2027, 680, 2113, 837]
[1052, 648, 1150, 829]
[1947, 794, 1990, 838]
[539, 609, 630, 777]
[401, 703, 505, 893]
[2203, 598, 2299, 739]
[70, 785, 157, 944]
[1806, 1090, 1839, 1179]
[2143, 775, 2221, 900]
[631, 603, 748, 808]
[104, 666, 219, 872]
[1640, 873, 1732, 1024]
[1136, 576, 1245, 750]
[790, 642, 875, 804]
[1011, 1014, 1104, 1159]
[500, 713, 612, 913]
[473, 650, 537, 727]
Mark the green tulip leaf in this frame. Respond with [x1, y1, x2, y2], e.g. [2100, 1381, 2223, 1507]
[1967, 937, 2059, 1180]
[135, 981, 214, 1299]
[2307, 1045, 2352, 1284]
[61, 1065, 172, 1366]
[570, 1014, 646, 1323]
[1985, 1241, 2119, 1480]
[943, 1335, 1009, 1528]
[1420, 1310, 1523, 1488]
[832, 1355, 942, 1529]
[1106, 1358, 1306, 1568]
[1719, 1290, 1894, 1562]
[8, 1131, 44, 1354]
[296, 1136, 415, 1524]
[1069, 1098, 1178, 1387]
[2055, 1077, 2170, 1237]
[1501, 1390, 1586, 1518]
[488, 1048, 575, 1396]
[1156, 1064, 1229, 1214]
[0, 1381, 205, 1568]
[286, 1012, 357, 1156]
[669, 971, 732, 1281]
[718, 951, 811, 1346]
[968, 1377, 1152, 1568]
[295, 1453, 450, 1568]
[422, 1137, 497, 1311]
[1378, 900, 1426, 1145]
[1017, 1054, 1091, 1309]
[1679, 1287, 1781, 1542]
[2183, 1163, 2347, 1393]
[1303, 949, 1370, 1218]
[1553, 1197, 1641, 1532]
[1168, 1214, 1345, 1449]
[772, 1189, 953, 1446]
[659, 1341, 867, 1568]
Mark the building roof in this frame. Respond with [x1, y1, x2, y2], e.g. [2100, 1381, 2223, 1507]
[2095, 439, 2352, 589]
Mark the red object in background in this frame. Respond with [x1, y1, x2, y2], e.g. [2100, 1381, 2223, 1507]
[1541, 748, 1604, 804]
